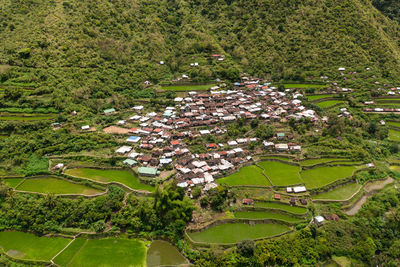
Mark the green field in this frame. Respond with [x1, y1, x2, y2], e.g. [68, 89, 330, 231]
[3, 178, 24, 188]
[390, 165, 400, 172]
[65, 168, 155, 192]
[375, 103, 400, 106]
[234, 211, 304, 223]
[307, 94, 333, 101]
[0, 113, 56, 121]
[387, 121, 400, 128]
[283, 84, 326, 88]
[300, 158, 350, 166]
[55, 238, 147, 267]
[0, 231, 70, 261]
[258, 161, 302, 186]
[188, 223, 290, 244]
[261, 156, 293, 162]
[218, 165, 271, 186]
[389, 129, 400, 142]
[316, 100, 344, 108]
[161, 84, 216, 91]
[15, 177, 104, 195]
[253, 202, 308, 214]
[300, 166, 357, 189]
[311, 183, 361, 200]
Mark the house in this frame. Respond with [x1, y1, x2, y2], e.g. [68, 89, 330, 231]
[116, 146, 132, 154]
[274, 194, 281, 200]
[126, 136, 141, 143]
[206, 143, 218, 149]
[276, 133, 285, 139]
[293, 186, 306, 193]
[81, 125, 90, 131]
[103, 108, 116, 115]
[314, 216, 325, 226]
[275, 144, 289, 151]
[300, 199, 308, 205]
[138, 167, 159, 177]
[123, 159, 137, 167]
[242, 198, 254, 205]
[289, 197, 296, 205]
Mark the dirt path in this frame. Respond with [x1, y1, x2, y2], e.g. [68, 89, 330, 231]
[345, 177, 394, 216]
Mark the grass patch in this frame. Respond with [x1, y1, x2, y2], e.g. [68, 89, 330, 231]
[0, 113, 56, 121]
[300, 166, 357, 189]
[53, 238, 87, 267]
[188, 223, 290, 244]
[161, 84, 215, 91]
[0, 231, 70, 261]
[3, 178, 24, 188]
[300, 158, 350, 166]
[311, 183, 361, 201]
[218, 165, 271, 186]
[316, 100, 344, 108]
[389, 129, 400, 142]
[234, 211, 304, 223]
[16, 177, 104, 195]
[387, 121, 400, 128]
[283, 84, 326, 88]
[258, 161, 302, 186]
[307, 94, 333, 101]
[253, 202, 307, 214]
[65, 168, 155, 192]
[68, 238, 146, 267]
[261, 156, 293, 162]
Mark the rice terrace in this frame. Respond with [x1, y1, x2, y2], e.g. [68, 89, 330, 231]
[2, 0, 400, 265]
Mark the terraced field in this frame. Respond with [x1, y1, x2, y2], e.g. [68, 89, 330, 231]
[15, 177, 104, 195]
[388, 129, 400, 142]
[65, 168, 155, 192]
[161, 84, 215, 91]
[300, 158, 350, 166]
[311, 183, 361, 201]
[218, 165, 271, 186]
[253, 202, 308, 215]
[301, 165, 357, 189]
[307, 94, 333, 101]
[234, 211, 304, 223]
[54, 238, 147, 267]
[283, 84, 326, 89]
[258, 161, 302, 186]
[387, 121, 400, 128]
[3, 178, 24, 188]
[0, 113, 56, 121]
[316, 100, 344, 108]
[188, 223, 291, 244]
[0, 231, 70, 261]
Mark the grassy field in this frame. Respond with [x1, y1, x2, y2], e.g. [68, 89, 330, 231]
[316, 100, 344, 108]
[389, 129, 400, 142]
[390, 165, 400, 172]
[0, 113, 56, 121]
[54, 238, 147, 267]
[258, 161, 302, 186]
[283, 84, 326, 88]
[300, 158, 350, 166]
[188, 223, 290, 244]
[253, 202, 307, 214]
[311, 183, 361, 200]
[300, 166, 357, 189]
[15, 177, 104, 195]
[234, 211, 304, 223]
[3, 178, 24, 188]
[0, 231, 70, 261]
[217, 165, 271, 186]
[261, 156, 293, 162]
[161, 84, 216, 91]
[387, 121, 400, 128]
[307, 94, 333, 101]
[65, 168, 155, 192]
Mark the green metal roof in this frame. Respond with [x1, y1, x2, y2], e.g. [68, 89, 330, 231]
[104, 108, 116, 114]
[138, 167, 158, 175]
[123, 159, 137, 166]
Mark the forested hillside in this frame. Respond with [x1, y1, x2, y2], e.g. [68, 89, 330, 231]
[1, 0, 400, 112]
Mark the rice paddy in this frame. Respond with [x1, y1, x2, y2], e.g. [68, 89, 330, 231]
[307, 94, 333, 101]
[258, 161, 302, 186]
[283, 84, 326, 88]
[300, 165, 357, 189]
[316, 100, 345, 108]
[253, 202, 308, 215]
[3, 178, 24, 188]
[300, 158, 350, 166]
[188, 223, 291, 244]
[15, 177, 104, 195]
[64, 168, 155, 192]
[311, 183, 361, 201]
[217, 165, 271, 186]
[388, 129, 400, 142]
[161, 84, 216, 91]
[387, 121, 400, 128]
[233, 211, 304, 223]
[0, 113, 56, 121]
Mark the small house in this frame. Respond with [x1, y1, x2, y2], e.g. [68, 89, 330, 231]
[138, 167, 159, 177]
[289, 197, 296, 205]
[123, 159, 137, 167]
[274, 194, 281, 200]
[314, 216, 325, 226]
[103, 108, 116, 115]
[242, 198, 254, 205]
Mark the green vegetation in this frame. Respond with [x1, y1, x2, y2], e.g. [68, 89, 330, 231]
[300, 158, 351, 166]
[218, 165, 271, 186]
[316, 100, 345, 108]
[0, 114, 56, 121]
[53, 238, 87, 267]
[234, 211, 304, 223]
[253, 202, 308, 215]
[188, 223, 290, 244]
[15, 177, 104, 195]
[258, 161, 302, 186]
[65, 168, 155, 192]
[311, 183, 361, 200]
[284, 84, 326, 89]
[387, 121, 400, 128]
[261, 156, 293, 162]
[388, 129, 400, 142]
[2, 178, 24, 188]
[307, 94, 333, 101]
[147, 240, 187, 267]
[301, 165, 357, 189]
[161, 84, 216, 91]
[0, 231, 70, 261]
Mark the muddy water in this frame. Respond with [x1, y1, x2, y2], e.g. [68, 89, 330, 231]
[146, 240, 188, 267]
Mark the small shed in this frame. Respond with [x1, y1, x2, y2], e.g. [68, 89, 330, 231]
[242, 198, 254, 205]
[274, 194, 281, 200]
[103, 108, 116, 115]
[314, 216, 325, 226]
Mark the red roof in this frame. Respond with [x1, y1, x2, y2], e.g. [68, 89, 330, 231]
[170, 140, 180, 146]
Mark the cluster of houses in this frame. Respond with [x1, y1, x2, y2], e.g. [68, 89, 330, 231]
[105, 81, 319, 194]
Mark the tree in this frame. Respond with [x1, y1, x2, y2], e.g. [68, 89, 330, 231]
[237, 239, 255, 257]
